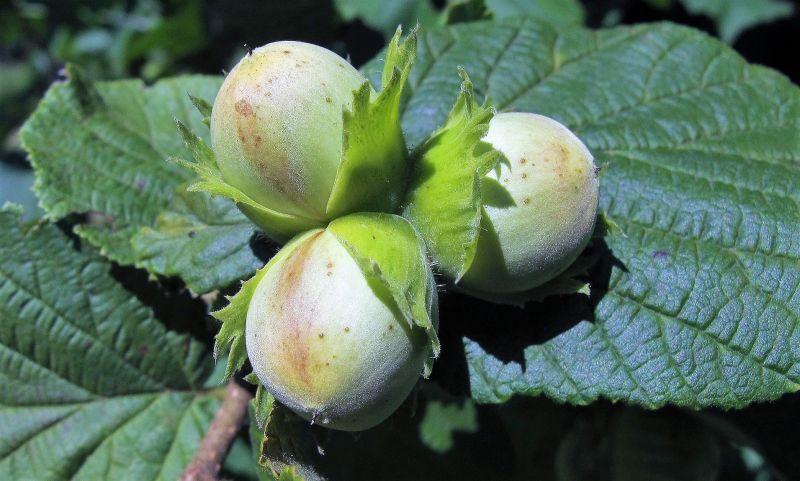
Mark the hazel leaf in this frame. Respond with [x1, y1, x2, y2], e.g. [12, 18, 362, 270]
[0, 205, 219, 480]
[20, 69, 262, 293]
[377, 18, 800, 410]
[130, 188, 265, 293]
[680, 0, 795, 43]
[485, 0, 585, 27]
[419, 398, 478, 454]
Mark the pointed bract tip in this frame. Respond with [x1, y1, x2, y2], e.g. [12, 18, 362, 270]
[457, 66, 469, 79]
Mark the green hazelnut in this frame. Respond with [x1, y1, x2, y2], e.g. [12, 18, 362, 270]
[245, 225, 436, 431]
[211, 41, 396, 237]
[459, 112, 599, 294]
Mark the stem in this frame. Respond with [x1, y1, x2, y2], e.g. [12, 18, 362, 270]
[180, 381, 253, 481]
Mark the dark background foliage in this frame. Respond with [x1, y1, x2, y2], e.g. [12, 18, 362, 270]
[2, 1, 798, 480]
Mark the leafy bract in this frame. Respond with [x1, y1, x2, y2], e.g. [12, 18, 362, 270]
[0, 205, 219, 480]
[248, 393, 321, 481]
[20, 66, 261, 293]
[328, 212, 440, 375]
[173, 119, 324, 243]
[403, 70, 498, 281]
[325, 27, 417, 218]
[368, 18, 800, 409]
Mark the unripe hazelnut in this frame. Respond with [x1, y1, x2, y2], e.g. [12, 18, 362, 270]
[459, 112, 599, 294]
[212, 40, 411, 240]
[245, 227, 436, 431]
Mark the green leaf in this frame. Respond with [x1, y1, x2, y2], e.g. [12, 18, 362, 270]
[20, 66, 262, 292]
[247, 399, 278, 481]
[333, 0, 439, 38]
[419, 398, 478, 454]
[251, 383, 273, 429]
[0, 206, 220, 480]
[123, 1, 206, 76]
[403, 69, 499, 281]
[376, 19, 800, 409]
[680, 0, 795, 43]
[131, 189, 264, 294]
[0, 61, 37, 105]
[213, 230, 323, 381]
[443, 0, 491, 25]
[222, 436, 261, 481]
[486, 0, 585, 27]
[325, 27, 416, 219]
[328, 212, 440, 374]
